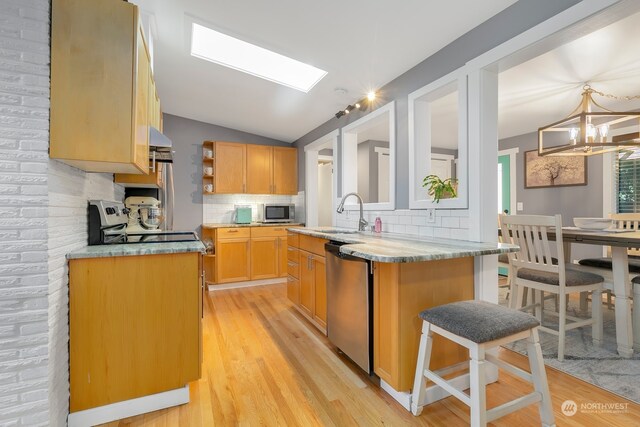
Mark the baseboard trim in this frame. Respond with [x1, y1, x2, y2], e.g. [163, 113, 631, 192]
[207, 278, 286, 291]
[67, 385, 189, 427]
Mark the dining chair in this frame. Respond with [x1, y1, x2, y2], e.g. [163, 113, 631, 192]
[577, 213, 640, 310]
[500, 214, 604, 361]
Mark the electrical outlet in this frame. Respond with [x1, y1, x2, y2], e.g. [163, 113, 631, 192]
[517, 202, 524, 212]
[427, 209, 436, 223]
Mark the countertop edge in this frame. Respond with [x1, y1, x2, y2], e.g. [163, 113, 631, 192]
[288, 227, 518, 262]
[67, 242, 206, 260]
[202, 222, 304, 229]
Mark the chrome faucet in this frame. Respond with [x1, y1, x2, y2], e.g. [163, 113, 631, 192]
[336, 192, 368, 231]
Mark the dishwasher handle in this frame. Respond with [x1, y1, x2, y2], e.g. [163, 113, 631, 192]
[325, 242, 367, 263]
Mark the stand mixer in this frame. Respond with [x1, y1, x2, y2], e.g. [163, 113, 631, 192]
[125, 196, 164, 234]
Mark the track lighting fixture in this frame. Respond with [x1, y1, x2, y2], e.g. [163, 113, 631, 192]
[334, 91, 377, 120]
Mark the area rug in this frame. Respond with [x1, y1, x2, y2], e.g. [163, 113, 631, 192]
[498, 288, 640, 404]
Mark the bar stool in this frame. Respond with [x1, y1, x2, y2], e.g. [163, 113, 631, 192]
[631, 276, 640, 351]
[411, 300, 555, 427]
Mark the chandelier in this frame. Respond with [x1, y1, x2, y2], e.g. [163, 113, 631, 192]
[538, 85, 640, 156]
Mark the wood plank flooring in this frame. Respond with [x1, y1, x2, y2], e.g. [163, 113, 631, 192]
[101, 282, 640, 426]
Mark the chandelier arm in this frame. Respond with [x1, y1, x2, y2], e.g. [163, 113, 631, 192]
[590, 96, 614, 112]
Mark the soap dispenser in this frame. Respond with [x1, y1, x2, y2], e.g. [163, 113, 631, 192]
[374, 217, 382, 233]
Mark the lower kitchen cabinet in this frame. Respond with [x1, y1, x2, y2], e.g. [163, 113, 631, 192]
[216, 237, 251, 283]
[373, 257, 474, 392]
[289, 234, 328, 334]
[69, 252, 202, 412]
[208, 225, 290, 285]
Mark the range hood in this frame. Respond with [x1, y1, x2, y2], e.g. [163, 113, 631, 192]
[149, 127, 173, 163]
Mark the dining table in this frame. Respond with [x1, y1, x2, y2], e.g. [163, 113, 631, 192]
[550, 227, 640, 358]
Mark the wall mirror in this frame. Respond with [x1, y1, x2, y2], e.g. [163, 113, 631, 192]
[408, 71, 468, 209]
[341, 101, 395, 211]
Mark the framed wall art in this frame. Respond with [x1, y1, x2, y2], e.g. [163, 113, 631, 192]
[524, 149, 587, 189]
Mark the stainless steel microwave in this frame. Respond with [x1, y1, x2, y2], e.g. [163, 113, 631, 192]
[259, 203, 295, 223]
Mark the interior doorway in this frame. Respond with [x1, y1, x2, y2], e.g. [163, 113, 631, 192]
[304, 130, 339, 227]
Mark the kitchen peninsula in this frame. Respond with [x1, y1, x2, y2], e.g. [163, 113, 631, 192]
[287, 227, 518, 409]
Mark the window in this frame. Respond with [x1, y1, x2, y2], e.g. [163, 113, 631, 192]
[616, 151, 640, 213]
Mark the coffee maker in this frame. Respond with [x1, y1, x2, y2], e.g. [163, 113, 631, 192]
[124, 196, 164, 234]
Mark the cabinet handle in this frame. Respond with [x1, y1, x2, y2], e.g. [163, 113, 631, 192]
[243, 183, 246, 193]
[273, 228, 283, 231]
[227, 229, 238, 233]
[288, 261, 295, 267]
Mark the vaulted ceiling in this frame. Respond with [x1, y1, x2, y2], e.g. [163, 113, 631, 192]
[132, 0, 516, 142]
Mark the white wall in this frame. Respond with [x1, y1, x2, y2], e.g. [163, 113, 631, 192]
[0, 1, 51, 425]
[47, 162, 123, 426]
[317, 163, 333, 226]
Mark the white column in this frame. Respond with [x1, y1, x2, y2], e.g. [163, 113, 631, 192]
[467, 68, 499, 303]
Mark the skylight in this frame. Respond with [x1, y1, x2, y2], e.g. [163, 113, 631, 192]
[190, 23, 327, 93]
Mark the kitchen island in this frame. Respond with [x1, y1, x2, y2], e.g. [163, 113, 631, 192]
[66, 241, 205, 427]
[287, 227, 517, 410]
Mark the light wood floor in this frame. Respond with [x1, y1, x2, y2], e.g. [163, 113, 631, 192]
[102, 282, 640, 426]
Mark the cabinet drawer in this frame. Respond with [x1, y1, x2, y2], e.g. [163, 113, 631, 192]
[251, 226, 288, 238]
[287, 246, 299, 262]
[287, 232, 299, 248]
[217, 227, 250, 239]
[299, 234, 328, 257]
[286, 276, 299, 305]
[287, 260, 299, 279]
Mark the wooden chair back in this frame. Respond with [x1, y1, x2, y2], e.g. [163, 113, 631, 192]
[499, 214, 565, 279]
[609, 213, 640, 255]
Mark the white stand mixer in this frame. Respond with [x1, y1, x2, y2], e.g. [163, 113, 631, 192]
[125, 197, 164, 234]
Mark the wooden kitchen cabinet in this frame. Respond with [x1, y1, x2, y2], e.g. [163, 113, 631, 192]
[216, 234, 251, 283]
[292, 234, 328, 334]
[115, 162, 163, 188]
[278, 236, 288, 278]
[272, 147, 298, 195]
[203, 142, 297, 195]
[214, 142, 246, 194]
[246, 145, 273, 194]
[373, 257, 474, 392]
[51, 0, 157, 174]
[69, 252, 202, 412]
[250, 227, 289, 280]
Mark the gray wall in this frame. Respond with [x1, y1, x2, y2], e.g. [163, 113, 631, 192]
[500, 131, 603, 260]
[293, 0, 582, 208]
[162, 114, 290, 232]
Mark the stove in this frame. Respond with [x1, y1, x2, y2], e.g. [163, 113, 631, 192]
[121, 232, 198, 244]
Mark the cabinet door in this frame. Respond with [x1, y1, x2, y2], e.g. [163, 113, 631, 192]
[286, 276, 299, 305]
[133, 24, 150, 173]
[250, 237, 278, 280]
[278, 237, 288, 278]
[313, 255, 327, 329]
[216, 238, 250, 283]
[298, 250, 313, 317]
[272, 147, 298, 195]
[115, 162, 162, 188]
[246, 145, 273, 194]
[215, 142, 245, 193]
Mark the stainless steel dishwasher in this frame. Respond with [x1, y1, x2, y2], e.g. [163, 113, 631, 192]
[325, 242, 373, 374]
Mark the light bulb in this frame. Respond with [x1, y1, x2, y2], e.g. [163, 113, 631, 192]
[586, 124, 596, 142]
[569, 127, 579, 144]
[599, 124, 609, 141]
[355, 103, 361, 109]
[367, 91, 376, 101]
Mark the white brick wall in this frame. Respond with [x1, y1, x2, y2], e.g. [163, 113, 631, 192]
[335, 208, 470, 240]
[1, 1, 124, 425]
[47, 162, 123, 427]
[0, 1, 51, 425]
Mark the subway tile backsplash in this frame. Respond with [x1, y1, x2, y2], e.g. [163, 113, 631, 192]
[335, 207, 470, 241]
[202, 192, 304, 224]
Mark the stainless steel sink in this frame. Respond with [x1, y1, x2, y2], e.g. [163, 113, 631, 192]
[320, 229, 359, 234]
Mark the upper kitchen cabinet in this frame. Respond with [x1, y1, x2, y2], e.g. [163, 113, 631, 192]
[204, 142, 297, 195]
[50, 0, 161, 174]
[214, 142, 246, 194]
[272, 147, 298, 195]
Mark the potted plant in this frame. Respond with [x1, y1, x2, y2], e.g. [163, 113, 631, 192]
[422, 174, 458, 203]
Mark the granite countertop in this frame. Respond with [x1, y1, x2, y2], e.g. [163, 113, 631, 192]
[202, 222, 304, 229]
[289, 227, 518, 263]
[67, 241, 206, 260]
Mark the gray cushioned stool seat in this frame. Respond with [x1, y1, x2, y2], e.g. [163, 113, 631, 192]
[517, 265, 603, 287]
[632, 275, 640, 284]
[578, 256, 640, 273]
[498, 254, 558, 264]
[419, 300, 540, 343]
